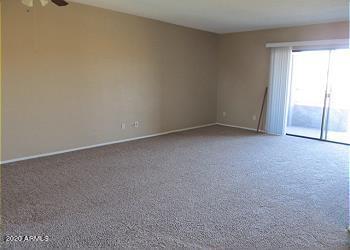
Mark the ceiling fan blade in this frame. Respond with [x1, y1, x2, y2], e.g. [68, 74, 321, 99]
[40, 0, 49, 6]
[51, 0, 69, 6]
[21, 0, 34, 7]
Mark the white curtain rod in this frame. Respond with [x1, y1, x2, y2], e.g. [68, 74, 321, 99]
[266, 39, 349, 48]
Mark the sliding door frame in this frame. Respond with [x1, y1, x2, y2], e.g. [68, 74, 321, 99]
[319, 50, 332, 141]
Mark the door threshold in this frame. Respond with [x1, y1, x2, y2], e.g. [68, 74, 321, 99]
[286, 133, 350, 146]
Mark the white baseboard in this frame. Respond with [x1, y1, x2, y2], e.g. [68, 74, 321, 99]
[1, 122, 266, 164]
[216, 123, 257, 132]
[1, 123, 216, 165]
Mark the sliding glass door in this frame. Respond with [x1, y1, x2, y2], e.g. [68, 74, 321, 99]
[323, 49, 350, 144]
[287, 50, 330, 140]
[287, 49, 350, 145]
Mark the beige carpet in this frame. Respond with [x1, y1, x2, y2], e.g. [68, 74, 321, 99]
[2, 125, 349, 249]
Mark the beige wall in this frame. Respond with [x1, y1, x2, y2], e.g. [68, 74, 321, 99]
[217, 21, 349, 130]
[2, 1, 218, 161]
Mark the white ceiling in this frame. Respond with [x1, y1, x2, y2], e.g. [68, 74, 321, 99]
[69, 0, 349, 34]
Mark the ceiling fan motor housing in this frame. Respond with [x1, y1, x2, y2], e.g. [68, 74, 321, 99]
[21, 0, 68, 7]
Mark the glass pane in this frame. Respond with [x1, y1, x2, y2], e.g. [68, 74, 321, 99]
[324, 49, 350, 144]
[287, 51, 330, 139]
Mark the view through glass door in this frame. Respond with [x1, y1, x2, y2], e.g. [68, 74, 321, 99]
[287, 49, 350, 145]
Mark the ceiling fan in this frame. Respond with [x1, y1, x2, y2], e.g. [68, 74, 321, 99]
[21, 0, 69, 7]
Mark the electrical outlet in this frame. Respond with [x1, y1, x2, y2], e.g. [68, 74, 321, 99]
[223, 111, 226, 117]
[121, 122, 126, 130]
[133, 121, 139, 128]
[252, 115, 257, 121]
